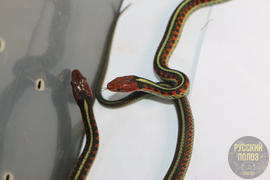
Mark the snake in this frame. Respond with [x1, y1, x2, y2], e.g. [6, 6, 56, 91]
[70, 0, 231, 179]
[68, 70, 99, 180]
[107, 0, 231, 99]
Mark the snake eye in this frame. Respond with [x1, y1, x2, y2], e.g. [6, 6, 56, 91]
[117, 89, 123, 92]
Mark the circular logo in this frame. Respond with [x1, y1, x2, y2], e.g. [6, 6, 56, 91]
[228, 136, 269, 179]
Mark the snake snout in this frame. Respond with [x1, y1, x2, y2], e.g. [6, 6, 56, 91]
[107, 76, 139, 92]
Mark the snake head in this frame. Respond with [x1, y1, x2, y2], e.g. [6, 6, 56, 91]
[107, 75, 139, 92]
[71, 69, 93, 101]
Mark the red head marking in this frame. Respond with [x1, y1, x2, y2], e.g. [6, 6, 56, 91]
[107, 75, 139, 92]
[71, 69, 93, 101]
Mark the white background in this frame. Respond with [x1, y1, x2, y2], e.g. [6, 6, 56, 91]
[90, 0, 270, 179]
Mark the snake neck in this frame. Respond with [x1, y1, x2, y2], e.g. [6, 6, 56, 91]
[68, 96, 99, 180]
[135, 74, 189, 99]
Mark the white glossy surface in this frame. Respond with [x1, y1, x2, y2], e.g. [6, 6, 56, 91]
[93, 0, 270, 179]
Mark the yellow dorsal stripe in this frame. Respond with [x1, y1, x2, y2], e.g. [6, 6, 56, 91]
[167, 99, 186, 179]
[74, 99, 94, 180]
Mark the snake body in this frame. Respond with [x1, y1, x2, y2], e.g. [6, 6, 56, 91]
[71, 0, 231, 179]
[107, 0, 231, 99]
[69, 70, 99, 180]
[104, 0, 230, 179]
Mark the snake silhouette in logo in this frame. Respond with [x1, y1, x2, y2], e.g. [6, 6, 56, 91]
[241, 162, 256, 172]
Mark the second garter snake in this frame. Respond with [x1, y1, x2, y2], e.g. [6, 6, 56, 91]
[69, 0, 231, 179]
